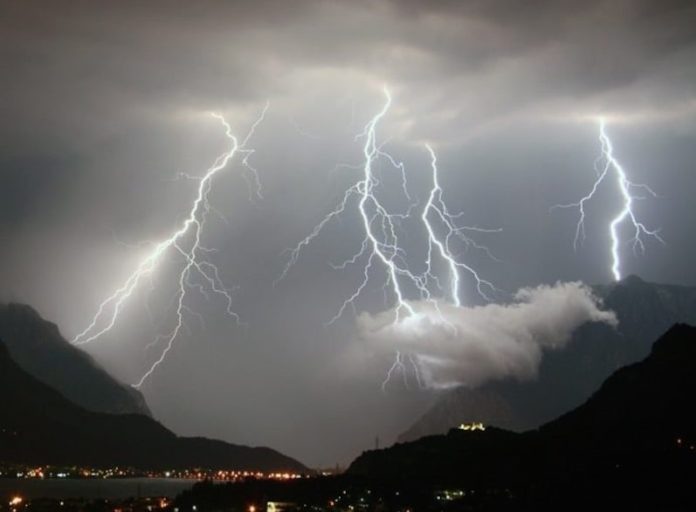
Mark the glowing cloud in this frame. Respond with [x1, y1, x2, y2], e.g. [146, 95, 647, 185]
[355, 282, 617, 389]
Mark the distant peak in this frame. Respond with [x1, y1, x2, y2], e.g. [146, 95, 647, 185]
[620, 274, 646, 286]
[1, 302, 42, 319]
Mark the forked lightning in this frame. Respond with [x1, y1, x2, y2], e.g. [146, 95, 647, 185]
[72, 105, 268, 387]
[278, 88, 497, 389]
[554, 119, 663, 281]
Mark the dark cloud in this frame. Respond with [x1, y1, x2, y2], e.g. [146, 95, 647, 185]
[1, 0, 695, 467]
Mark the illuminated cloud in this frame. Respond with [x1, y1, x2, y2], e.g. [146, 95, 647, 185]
[356, 282, 617, 389]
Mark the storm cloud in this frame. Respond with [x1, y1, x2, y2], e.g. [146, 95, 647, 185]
[1, 1, 696, 467]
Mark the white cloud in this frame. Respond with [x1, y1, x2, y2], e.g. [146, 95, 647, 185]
[356, 281, 617, 389]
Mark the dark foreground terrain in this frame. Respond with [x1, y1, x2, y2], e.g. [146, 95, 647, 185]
[173, 324, 696, 511]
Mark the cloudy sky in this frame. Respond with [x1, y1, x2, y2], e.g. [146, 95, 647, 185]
[2, 0, 696, 467]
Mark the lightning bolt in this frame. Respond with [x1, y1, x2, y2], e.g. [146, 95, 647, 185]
[277, 88, 420, 325]
[422, 145, 499, 306]
[72, 104, 269, 388]
[277, 87, 498, 390]
[553, 118, 663, 281]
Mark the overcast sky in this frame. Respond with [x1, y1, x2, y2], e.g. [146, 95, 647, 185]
[2, 0, 696, 467]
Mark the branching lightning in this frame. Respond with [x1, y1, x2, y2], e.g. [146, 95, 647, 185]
[277, 87, 498, 390]
[553, 118, 663, 281]
[72, 105, 268, 388]
[422, 145, 498, 306]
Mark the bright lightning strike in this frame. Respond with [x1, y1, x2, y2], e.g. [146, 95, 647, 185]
[72, 105, 268, 388]
[422, 145, 498, 306]
[277, 87, 498, 390]
[553, 118, 663, 281]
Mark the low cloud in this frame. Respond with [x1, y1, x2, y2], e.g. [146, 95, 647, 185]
[356, 281, 617, 389]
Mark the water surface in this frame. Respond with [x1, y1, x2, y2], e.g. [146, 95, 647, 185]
[0, 478, 198, 499]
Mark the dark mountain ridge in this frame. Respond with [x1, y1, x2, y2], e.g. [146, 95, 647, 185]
[539, 322, 696, 452]
[0, 302, 150, 416]
[399, 276, 696, 442]
[0, 338, 306, 472]
[174, 325, 696, 510]
[347, 324, 696, 508]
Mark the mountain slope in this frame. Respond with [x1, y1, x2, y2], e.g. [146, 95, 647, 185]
[539, 322, 696, 451]
[168, 325, 696, 511]
[0, 302, 150, 416]
[0, 338, 306, 472]
[348, 325, 696, 506]
[399, 276, 696, 441]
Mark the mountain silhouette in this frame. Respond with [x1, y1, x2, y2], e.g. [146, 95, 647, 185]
[539, 322, 696, 452]
[174, 325, 696, 510]
[348, 324, 696, 508]
[0, 337, 306, 472]
[0, 302, 150, 416]
[399, 276, 696, 442]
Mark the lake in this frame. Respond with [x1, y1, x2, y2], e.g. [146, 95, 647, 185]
[0, 478, 198, 499]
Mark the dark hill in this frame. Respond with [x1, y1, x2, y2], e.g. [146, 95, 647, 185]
[399, 276, 696, 441]
[174, 325, 696, 511]
[347, 324, 696, 508]
[539, 322, 696, 452]
[0, 338, 306, 472]
[0, 302, 150, 416]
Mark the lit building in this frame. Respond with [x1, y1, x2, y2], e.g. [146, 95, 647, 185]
[267, 501, 297, 512]
[458, 422, 486, 431]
